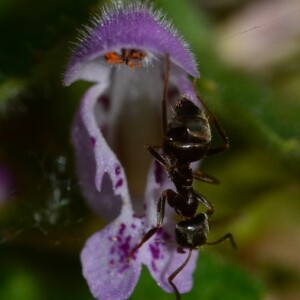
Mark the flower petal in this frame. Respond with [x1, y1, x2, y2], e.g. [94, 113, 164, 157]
[159, 249, 198, 293]
[141, 161, 199, 294]
[72, 82, 131, 220]
[81, 216, 144, 300]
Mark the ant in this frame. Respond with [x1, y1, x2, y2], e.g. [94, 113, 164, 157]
[129, 55, 236, 300]
[104, 48, 146, 68]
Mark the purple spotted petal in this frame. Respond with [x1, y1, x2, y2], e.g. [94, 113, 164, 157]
[64, 2, 198, 86]
[80, 161, 159, 300]
[81, 216, 143, 300]
[72, 82, 130, 221]
[141, 161, 199, 293]
[143, 240, 198, 293]
[158, 249, 198, 293]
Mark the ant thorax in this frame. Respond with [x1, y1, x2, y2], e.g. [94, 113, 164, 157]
[170, 98, 212, 144]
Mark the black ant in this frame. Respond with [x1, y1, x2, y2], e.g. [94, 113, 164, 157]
[129, 55, 236, 299]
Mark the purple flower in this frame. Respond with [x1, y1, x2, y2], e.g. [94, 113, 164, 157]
[64, 1, 200, 299]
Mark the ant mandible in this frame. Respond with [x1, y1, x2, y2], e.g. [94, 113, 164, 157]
[130, 55, 236, 300]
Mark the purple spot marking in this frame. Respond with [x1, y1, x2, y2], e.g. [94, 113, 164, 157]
[118, 235, 132, 260]
[151, 260, 158, 272]
[131, 223, 136, 229]
[118, 223, 126, 235]
[108, 234, 134, 274]
[115, 178, 123, 189]
[90, 136, 96, 146]
[149, 243, 160, 260]
[115, 164, 121, 176]
[156, 228, 172, 241]
[154, 160, 165, 184]
[118, 263, 130, 273]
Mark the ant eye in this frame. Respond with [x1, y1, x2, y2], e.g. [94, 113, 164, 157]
[168, 127, 189, 142]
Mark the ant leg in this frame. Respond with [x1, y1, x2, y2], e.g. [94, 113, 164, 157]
[193, 170, 220, 184]
[145, 144, 168, 167]
[168, 248, 193, 300]
[128, 190, 170, 258]
[206, 233, 237, 249]
[193, 79, 229, 156]
[206, 144, 229, 156]
[162, 54, 170, 136]
[195, 192, 214, 216]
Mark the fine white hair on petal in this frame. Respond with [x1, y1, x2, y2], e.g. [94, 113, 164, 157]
[93, 0, 197, 68]
[64, 0, 199, 85]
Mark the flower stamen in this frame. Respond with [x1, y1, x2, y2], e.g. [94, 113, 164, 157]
[104, 48, 147, 68]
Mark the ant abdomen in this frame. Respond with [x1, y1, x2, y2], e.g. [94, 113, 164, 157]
[164, 138, 209, 163]
[175, 213, 209, 249]
[164, 98, 212, 162]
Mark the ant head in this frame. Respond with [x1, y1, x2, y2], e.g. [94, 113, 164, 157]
[175, 213, 209, 249]
[164, 97, 212, 162]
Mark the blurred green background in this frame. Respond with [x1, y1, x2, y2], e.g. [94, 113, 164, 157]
[0, 0, 299, 299]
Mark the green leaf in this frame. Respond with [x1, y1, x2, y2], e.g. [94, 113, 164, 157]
[0, 78, 26, 113]
[0, 0, 99, 75]
[191, 253, 265, 300]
